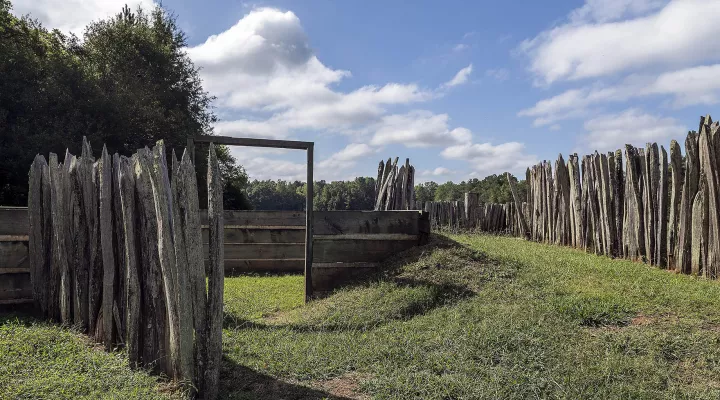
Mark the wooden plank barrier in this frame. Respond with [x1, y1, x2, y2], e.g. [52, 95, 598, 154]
[2, 207, 429, 300]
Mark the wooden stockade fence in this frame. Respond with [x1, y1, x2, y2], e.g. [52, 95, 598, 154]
[494, 114, 720, 280]
[25, 138, 224, 399]
[424, 196, 520, 235]
[375, 157, 415, 210]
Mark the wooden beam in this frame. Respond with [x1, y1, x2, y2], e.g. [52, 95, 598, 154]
[305, 143, 314, 302]
[192, 135, 313, 150]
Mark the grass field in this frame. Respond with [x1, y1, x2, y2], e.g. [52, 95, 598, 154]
[5, 233, 720, 399]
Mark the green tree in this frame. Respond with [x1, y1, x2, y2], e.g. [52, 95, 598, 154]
[414, 181, 438, 206]
[0, 1, 250, 208]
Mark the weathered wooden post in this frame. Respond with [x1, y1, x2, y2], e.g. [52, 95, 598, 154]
[118, 156, 140, 368]
[656, 146, 669, 267]
[691, 177, 708, 276]
[697, 117, 720, 279]
[612, 149, 624, 258]
[667, 140, 683, 269]
[134, 148, 167, 373]
[567, 155, 582, 248]
[205, 143, 225, 400]
[464, 192, 479, 229]
[676, 132, 700, 273]
[623, 145, 645, 260]
[98, 146, 116, 348]
[506, 172, 530, 239]
[29, 155, 48, 316]
[174, 150, 208, 392]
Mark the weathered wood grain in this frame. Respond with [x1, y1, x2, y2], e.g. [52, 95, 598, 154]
[49, 153, 71, 324]
[205, 143, 224, 400]
[613, 149, 624, 258]
[170, 149, 203, 387]
[118, 156, 140, 368]
[667, 140, 683, 270]
[148, 142, 184, 379]
[676, 132, 699, 273]
[698, 118, 720, 279]
[99, 146, 116, 349]
[568, 155, 583, 248]
[88, 160, 103, 336]
[28, 156, 47, 315]
[623, 145, 645, 260]
[507, 172, 530, 239]
[691, 177, 708, 276]
[656, 146, 669, 267]
[112, 153, 126, 337]
[134, 149, 167, 373]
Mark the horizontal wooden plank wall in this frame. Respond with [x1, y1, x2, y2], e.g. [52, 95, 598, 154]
[0, 207, 32, 304]
[200, 210, 429, 295]
[1, 207, 429, 300]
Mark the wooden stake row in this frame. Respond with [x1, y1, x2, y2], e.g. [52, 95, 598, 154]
[501, 114, 720, 279]
[424, 199, 512, 234]
[375, 158, 415, 210]
[27, 138, 225, 399]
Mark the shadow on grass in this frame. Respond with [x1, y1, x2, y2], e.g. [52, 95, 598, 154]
[219, 356, 354, 400]
[223, 234, 516, 333]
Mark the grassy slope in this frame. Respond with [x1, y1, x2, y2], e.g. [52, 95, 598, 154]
[0, 314, 178, 399]
[221, 234, 720, 399]
[5, 233, 720, 399]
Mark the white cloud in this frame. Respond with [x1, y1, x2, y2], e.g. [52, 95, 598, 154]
[453, 44, 469, 52]
[12, 0, 155, 35]
[214, 119, 288, 139]
[369, 111, 472, 147]
[485, 68, 510, 81]
[441, 141, 537, 175]
[187, 8, 437, 140]
[421, 167, 454, 176]
[569, 0, 666, 23]
[317, 143, 377, 171]
[520, 0, 720, 85]
[242, 156, 307, 181]
[519, 63, 720, 126]
[443, 64, 473, 88]
[581, 108, 684, 151]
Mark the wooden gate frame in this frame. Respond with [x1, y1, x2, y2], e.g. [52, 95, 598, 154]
[188, 136, 315, 301]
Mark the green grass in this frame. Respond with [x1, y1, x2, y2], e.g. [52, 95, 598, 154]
[219, 234, 720, 399]
[0, 313, 179, 399]
[7, 233, 720, 399]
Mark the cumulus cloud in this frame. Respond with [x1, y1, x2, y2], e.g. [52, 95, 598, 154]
[241, 155, 307, 181]
[443, 64, 473, 88]
[317, 143, 377, 171]
[186, 8, 440, 141]
[519, 64, 720, 126]
[569, 0, 666, 24]
[421, 167, 454, 176]
[453, 44, 469, 52]
[580, 109, 684, 151]
[369, 111, 472, 147]
[12, 0, 155, 35]
[519, 0, 720, 85]
[441, 141, 537, 175]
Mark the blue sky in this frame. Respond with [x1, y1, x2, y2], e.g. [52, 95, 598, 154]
[13, 0, 720, 182]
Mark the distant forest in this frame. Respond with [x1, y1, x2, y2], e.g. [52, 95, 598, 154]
[246, 174, 527, 211]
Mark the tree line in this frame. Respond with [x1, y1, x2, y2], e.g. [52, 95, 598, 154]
[246, 174, 526, 211]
